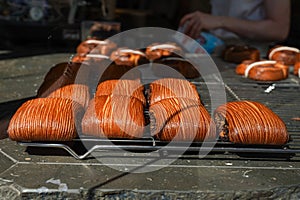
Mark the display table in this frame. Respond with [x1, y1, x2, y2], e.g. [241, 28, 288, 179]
[0, 53, 300, 199]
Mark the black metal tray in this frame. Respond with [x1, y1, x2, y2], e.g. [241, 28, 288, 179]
[17, 135, 300, 160]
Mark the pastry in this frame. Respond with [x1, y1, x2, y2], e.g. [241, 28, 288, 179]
[149, 78, 200, 105]
[149, 97, 216, 141]
[214, 101, 289, 145]
[268, 46, 300, 65]
[153, 57, 200, 79]
[76, 39, 117, 55]
[110, 48, 146, 66]
[223, 45, 260, 64]
[8, 98, 84, 141]
[81, 95, 145, 139]
[236, 60, 289, 81]
[71, 53, 110, 63]
[36, 62, 84, 97]
[95, 79, 146, 105]
[145, 43, 182, 60]
[46, 84, 90, 109]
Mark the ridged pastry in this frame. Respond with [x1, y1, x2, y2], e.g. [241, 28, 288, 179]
[145, 43, 182, 60]
[223, 45, 260, 64]
[95, 80, 146, 105]
[214, 101, 289, 145]
[149, 97, 216, 141]
[149, 78, 200, 105]
[81, 95, 145, 139]
[268, 46, 300, 65]
[47, 84, 90, 109]
[236, 60, 289, 81]
[8, 98, 84, 141]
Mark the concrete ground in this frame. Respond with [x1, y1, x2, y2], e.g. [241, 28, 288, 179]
[0, 49, 300, 199]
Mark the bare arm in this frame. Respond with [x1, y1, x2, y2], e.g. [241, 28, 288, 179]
[180, 0, 290, 42]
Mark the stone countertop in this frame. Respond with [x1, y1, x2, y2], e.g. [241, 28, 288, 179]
[0, 52, 300, 199]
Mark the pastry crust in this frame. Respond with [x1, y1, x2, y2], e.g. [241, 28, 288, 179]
[76, 39, 117, 55]
[47, 84, 90, 109]
[149, 97, 216, 141]
[81, 95, 145, 139]
[268, 46, 300, 65]
[153, 57, 200, 79]
[214, 101, 289, 145]
[149, 78, 200, 105]
[8, 98, 84, 141]
[236, 60, 289, 81]
[110, 48, 146, 66]
[95, 79, 146, 105]
[223, 45, 260, 64]
[145, 43, 182, 60]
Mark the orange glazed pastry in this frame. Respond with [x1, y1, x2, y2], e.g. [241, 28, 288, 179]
[71, 53, 109, 63]
[81, 95, 145, 139]
[110, 48, 146, 66]
[236, 60, 289, 81]
[214, 101, 289, 145]
[47, 84, 90, 109]
[95, 80, 146, 105]
[76, 39, 117, 55]
[149, 98, 216, 141]
[145, 43, 182, 60]
[149, 78, 200, 105]
[268, 46, 300, 65]
[8, 98, 84, 141]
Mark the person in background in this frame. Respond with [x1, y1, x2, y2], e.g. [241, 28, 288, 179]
[179, 0, 290, 55]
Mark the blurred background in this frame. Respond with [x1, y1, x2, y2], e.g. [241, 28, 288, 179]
[0, 0, 299, 56]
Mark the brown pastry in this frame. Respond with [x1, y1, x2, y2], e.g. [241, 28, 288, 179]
[153, 57, 200, 79]
[37, 60, 118, 98]
[268, 46, 300, 65]
[47, 84, 90, 109]
[8, 98, 84, 141]
[110, 48, 146, 66]
[95, 80, 146, 105]
[36, 62, 85, 97]
[149, 78, 200, 105]
[98, 63, 142, 83]
[223, 45, 260, 64]
[149, 97, 216, 141]
[294, 53, 300, 76]
[76, 39, 117, 55]
[81, 95, 145, 139]
[236, 60, 289, 81]
[145, 43, 182, 60]
[214, 101, 289, 145]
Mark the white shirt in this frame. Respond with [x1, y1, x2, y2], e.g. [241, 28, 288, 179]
[210, 0, 266, 40]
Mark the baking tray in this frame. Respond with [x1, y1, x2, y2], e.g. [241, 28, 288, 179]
[17, 134, 300, 160]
